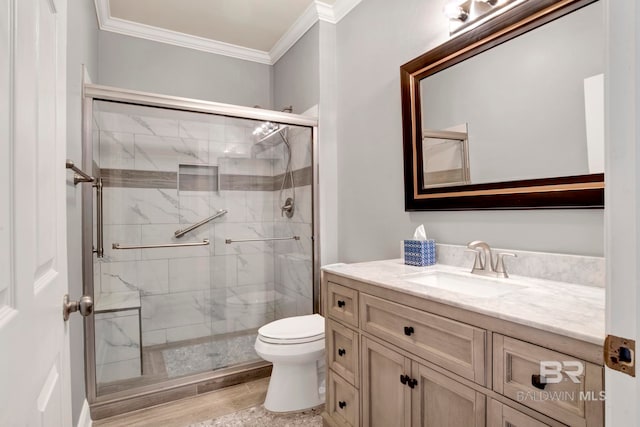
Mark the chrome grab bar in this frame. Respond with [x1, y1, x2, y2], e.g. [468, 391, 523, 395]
[174, 209, 228, 238]
[225, 236, 300, 244]
[66, 159, 95, 185]
[112, 239, 210, 250]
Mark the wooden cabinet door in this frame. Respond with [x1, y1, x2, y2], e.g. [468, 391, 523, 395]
[362, 337, 412, 427]
[411, 362, 486, 427]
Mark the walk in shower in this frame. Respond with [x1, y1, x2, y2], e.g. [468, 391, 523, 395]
[80, 85, 318, 417]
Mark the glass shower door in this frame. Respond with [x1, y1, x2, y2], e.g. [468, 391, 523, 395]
[89, 99, 314, 398]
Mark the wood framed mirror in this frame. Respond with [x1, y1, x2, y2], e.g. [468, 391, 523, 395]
[400, 0, 604, 210]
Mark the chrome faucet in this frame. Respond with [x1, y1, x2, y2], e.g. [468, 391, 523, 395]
[466, 241, 516, 278]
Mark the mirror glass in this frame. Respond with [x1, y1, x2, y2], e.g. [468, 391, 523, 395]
[419, 1, 603, 189]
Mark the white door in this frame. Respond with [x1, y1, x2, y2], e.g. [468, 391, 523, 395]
[605, 0, 640, 425]
[0, 0, 72, 426]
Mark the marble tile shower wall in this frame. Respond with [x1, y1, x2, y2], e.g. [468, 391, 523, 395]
[272, 125, 314, 319]
[93, 106, 280, 355]
[91, 103, 315, 375]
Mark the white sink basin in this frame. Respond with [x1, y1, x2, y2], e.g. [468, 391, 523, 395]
[404, 271, 527, 298]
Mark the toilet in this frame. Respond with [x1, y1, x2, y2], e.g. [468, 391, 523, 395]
[254, 314, 326, 413]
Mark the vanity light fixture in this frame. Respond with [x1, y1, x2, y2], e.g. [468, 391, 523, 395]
[444, 0, 525, 35]
[443, 2, 469, 22]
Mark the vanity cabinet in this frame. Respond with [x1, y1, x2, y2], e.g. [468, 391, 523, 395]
[321, 273, 604, 427]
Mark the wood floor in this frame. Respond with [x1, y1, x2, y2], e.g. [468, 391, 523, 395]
[93, 377, 269, 427]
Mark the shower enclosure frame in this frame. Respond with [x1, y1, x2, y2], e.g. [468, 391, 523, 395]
[80, 83, 320, 417]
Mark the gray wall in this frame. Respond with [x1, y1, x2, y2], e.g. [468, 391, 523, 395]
[66, 0, 99, 424]
[273, 23, 320, 113]
[335, 0, 604, 262]
[98, 31, 273, 108]
[318, 21, 339, 265]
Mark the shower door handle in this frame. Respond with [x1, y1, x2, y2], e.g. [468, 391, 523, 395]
[93, 178, 104, 258]
[66, 160, 103, 257]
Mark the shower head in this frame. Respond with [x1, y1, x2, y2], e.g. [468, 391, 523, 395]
[253, 121, 279, 137]
[254, 122, 289, 143]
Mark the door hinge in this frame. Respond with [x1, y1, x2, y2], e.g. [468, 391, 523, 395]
[604, 334, 635, 377]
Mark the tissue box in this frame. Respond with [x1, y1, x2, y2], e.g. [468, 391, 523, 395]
[404, 239, 436, 266]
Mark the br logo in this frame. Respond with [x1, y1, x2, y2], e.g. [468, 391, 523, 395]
[539, 361, 585, 384]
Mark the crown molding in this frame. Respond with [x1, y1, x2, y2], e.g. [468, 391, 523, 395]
[94, 0, 363, 65]
[319, 0, 363, 24]
[315, 1, 336, 23]
[94, 0, 272, 64]
[331, 0, 363, 23]
[269, 2, 320, 63]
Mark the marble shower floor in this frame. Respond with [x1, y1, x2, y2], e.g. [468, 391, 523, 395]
[162, 333, 259, 377]
[97, 329, 261, 396]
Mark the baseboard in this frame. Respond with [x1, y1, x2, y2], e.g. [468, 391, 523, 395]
[77, 399, 93, 427]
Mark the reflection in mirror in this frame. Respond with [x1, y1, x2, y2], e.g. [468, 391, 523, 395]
[422, 126, 470, 188]
[420, 1, 603, 186]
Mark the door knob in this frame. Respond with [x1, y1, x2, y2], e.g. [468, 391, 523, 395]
[63, 294, 94, 321]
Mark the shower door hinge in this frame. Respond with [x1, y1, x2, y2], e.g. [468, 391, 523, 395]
[604, 334, 636, 377]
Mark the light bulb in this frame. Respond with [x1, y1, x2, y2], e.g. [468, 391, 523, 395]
[443, 3, 468, 21]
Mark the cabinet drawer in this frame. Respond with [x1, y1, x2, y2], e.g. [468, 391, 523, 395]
[327, 320, 359, 386]
[328, 370, 359, 427]
[360, 293, 486, 384]
[488, 399, 562, 427]
[327, 282, 359, 328]
[493, 335, 603, 427]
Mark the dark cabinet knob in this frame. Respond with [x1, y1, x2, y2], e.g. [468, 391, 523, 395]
[400, 375, 417, 388]
[531, 374, 547, 390]
[338, 348, 346, 357]
[338, 400, 347, 409]
[404, 326, 415, 336]
[337, 300, 346, 308]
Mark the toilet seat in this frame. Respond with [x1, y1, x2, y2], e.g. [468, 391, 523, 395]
[258, 314, 324, 345]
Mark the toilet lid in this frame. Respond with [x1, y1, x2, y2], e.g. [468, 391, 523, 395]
[258, 314, 324, 344]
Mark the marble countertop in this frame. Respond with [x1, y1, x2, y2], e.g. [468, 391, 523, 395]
[322, 259, 605, 345]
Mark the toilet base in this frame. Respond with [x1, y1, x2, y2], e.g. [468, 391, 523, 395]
[264, 362, 325, 413]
